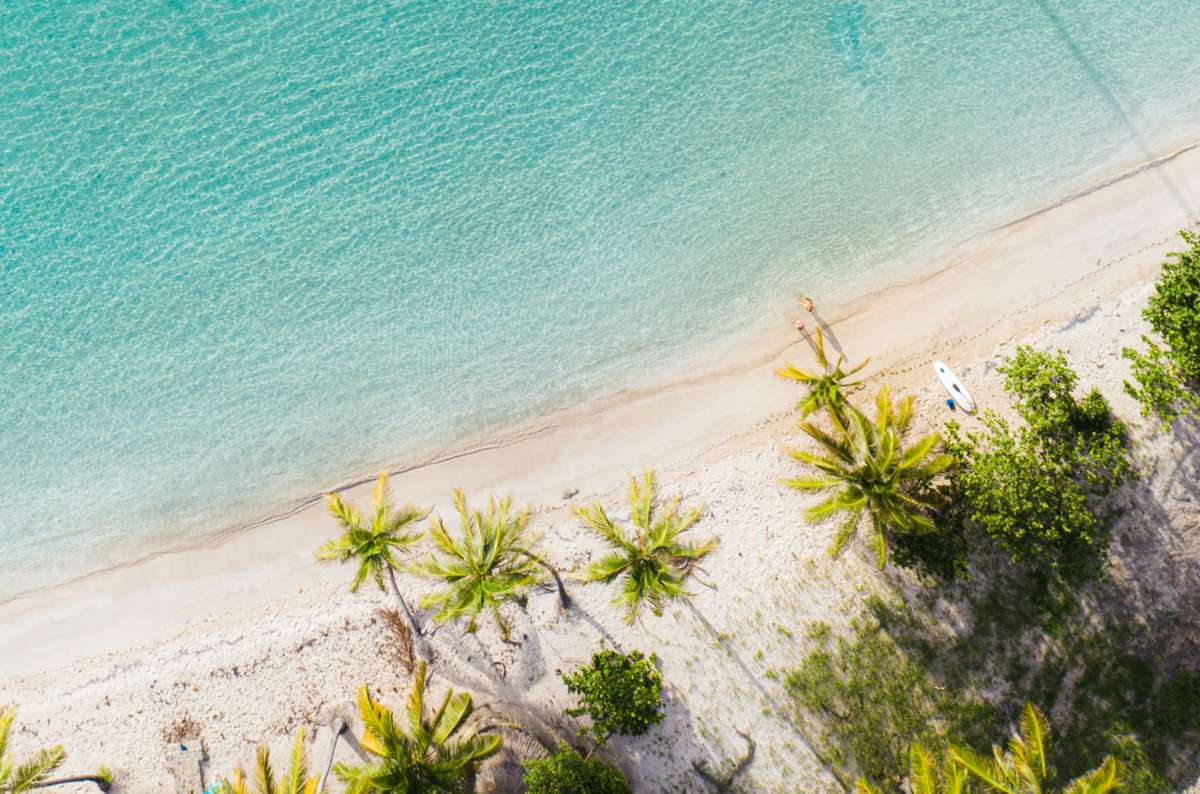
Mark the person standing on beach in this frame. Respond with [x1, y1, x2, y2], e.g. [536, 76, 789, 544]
[801, 295, 815, 313]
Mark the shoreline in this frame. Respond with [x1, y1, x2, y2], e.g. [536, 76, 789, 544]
[0, 138, 1198, 673]
[6, 133, 1200, 611]
[1, 134, 1198, 793]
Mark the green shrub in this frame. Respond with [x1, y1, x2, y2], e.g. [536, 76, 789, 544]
[523, 745, 631, 794]
[562, 649, 664, 742]
[1123, 229, 1200, 425]
[891, 489, 970, 582]
[944, 347, 1132, 580]
[1123, 341, 1198, 426]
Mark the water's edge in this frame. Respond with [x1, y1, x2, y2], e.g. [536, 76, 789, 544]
[6, 130, 1197, 607]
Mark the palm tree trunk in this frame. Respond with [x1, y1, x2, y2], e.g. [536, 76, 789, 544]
[316, 718, 372, 793]
[33, 775, 111, 791]
[386, 566, 433, 665]
[521, 550, 571, 610]
[385, 565, 421, 634]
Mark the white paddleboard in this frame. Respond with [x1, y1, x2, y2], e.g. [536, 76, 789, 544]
[934, 361, 975, 413]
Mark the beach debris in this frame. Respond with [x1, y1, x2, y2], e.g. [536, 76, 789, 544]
[561, 487, 579, 500]
[164, 735, 205, 794]
[377, 607, 416, 674]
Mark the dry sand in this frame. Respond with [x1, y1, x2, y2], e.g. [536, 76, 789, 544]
[2, 142, 1199, 793]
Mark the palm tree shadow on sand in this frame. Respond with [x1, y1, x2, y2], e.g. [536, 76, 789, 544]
[808, 309, 846, 360]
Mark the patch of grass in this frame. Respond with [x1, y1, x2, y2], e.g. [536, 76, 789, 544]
[874, 568, 1200, 792]
[784, 612, 991, 792]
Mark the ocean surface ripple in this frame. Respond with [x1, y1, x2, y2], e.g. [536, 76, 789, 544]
[3, 0, 1200, 594]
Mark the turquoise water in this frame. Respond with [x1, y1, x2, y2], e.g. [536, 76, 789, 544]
[4, 1, 1200, 596]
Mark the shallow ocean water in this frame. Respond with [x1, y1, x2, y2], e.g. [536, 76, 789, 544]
[3, 1, 1200, 595]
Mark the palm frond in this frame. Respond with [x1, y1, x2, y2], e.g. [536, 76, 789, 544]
[286, 728, 311, 794]
[9, 746, 66, 793]
[950, 745, 1019, 794]
[1063, 755, 1121, 794]
[781, 475, 844, 492]
[1018, 702, 1050, 784]
[868, 514, 888, 569]
[827, 512, 862, 559]
[796, 421, 854, 461]
[585, 552, 632, 583]
[432, 692, 471, 746]
[908, 743, 937, 794]
[0, 705, 13, 759]
[574, 503, 635, 551]
[776, 361, 820, 385]
[630, 469, 656, 531]
[897, 432, 940, 471]
[254, 745, 277, 794]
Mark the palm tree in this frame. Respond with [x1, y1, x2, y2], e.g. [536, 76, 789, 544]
[855, 743, 969, 794]
[223, 728, 318, 794]
[416, 490, 569, 639]
[950, 703, 1121, 794]
[575, 469, 718, 622]
[0, 707, 65, 793]
[334, 662, 501, 793]
[776, 327, 868, 422]
[317, 472, 429, 638]
[783, 385, 953, 568]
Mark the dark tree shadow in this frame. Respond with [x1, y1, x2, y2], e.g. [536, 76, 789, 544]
[878, 414, 1200, 785]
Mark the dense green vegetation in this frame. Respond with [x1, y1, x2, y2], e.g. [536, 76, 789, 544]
[941, 346, 1133, 582]
[575, 470, 717, 621]
[1122, 229, 1200, 425]
[562, 650, 665, 744]
[522, 746, 630, 794]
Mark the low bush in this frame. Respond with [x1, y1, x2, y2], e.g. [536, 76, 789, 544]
[1123, 229, 1200, 425]
[562, 649, 665, 743]
[523, 745, 631, 794]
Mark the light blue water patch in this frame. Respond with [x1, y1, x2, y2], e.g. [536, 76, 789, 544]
[3, 1, 1200, 595]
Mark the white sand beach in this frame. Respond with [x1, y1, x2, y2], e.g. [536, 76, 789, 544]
[2, 142, 1199, 792]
